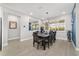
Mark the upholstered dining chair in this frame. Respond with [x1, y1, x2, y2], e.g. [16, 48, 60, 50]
[53, 31, 56, 43]
[33, 32, 42, 49]
[43, 36, 50, 49]
[49, 31, 54, 45]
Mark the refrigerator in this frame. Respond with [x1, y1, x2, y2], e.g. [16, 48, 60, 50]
[0, 18, 2, 50]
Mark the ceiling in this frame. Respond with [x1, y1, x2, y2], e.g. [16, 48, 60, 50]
[1, 3, 74, 20]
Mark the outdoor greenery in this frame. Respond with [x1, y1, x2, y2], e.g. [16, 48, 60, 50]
[49, 27, 64, 31]
[48, 19, 65, 24]
[32, 23, 39, 30]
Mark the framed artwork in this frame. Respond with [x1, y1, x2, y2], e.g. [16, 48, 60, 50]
[9, 21, 17, 29]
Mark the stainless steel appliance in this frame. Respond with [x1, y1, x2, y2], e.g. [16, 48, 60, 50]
[0, 18, 2, 50]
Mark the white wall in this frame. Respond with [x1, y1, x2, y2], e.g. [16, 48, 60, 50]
[20, 16, 33, 41]
[8, 15, 20, 40]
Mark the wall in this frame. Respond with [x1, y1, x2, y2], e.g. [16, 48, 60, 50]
[20, 16, 33, 41]
[8, 15, 20, 40]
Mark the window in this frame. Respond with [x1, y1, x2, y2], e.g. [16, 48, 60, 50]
[44, 19, 65, 31]
[29, 21, 39, 31]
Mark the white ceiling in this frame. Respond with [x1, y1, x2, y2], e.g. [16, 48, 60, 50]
[1, 3, 74, 20]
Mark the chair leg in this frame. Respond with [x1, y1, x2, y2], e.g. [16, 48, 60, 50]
[54, 38, 56, 43]
[37, 42, 39, 49]
[48, 42, 49, 48]
[53, 38, 55, 43]
[33, 41, 35, 47]
[43, 41, 46, 50]
[50, 40, 52, 46]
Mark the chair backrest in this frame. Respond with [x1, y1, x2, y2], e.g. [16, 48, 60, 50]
[54, 31, 56, 37]
[49, 31, 56, 39]
[33, 32, 38, 40]
[52, 31, 56, 39]
[49, 31, 53, 40]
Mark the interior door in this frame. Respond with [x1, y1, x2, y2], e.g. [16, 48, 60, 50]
[0, 18, 2, 50]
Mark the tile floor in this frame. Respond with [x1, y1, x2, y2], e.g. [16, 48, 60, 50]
[0, 39, 79, 56]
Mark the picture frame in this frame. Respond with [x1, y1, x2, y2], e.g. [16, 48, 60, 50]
[9, 21, 17, 29]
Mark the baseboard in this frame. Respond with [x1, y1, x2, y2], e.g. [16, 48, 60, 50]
[1, 43, 8, 51]
[3, 43, 8, 47]
[20, 37, 32, 42]
[56, 38, 67, 40]
[8, 37, 20, 40]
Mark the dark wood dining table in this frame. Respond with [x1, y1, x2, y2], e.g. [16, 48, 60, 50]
[37, 32, 49, 50]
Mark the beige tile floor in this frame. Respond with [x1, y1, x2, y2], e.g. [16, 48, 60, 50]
[0, 39, 79, 56]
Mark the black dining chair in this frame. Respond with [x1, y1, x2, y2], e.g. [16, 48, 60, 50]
[44, 36, 50, 49]
[53, 31, 56, 43]
[33, 32, 42, 49]
[37, 32, 50, 50]
[49, 31, 54, 45]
